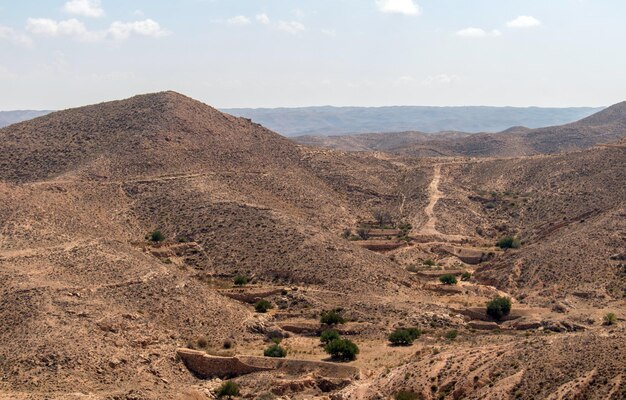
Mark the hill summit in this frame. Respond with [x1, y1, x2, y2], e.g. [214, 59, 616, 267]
[0, 91, 300, 183]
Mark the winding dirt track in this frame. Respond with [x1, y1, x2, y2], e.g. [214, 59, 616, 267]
[414, 163, 473, 242]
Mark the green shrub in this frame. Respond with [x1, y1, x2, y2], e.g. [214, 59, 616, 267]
[255, 300, 273, 313]
[216, 381, 240, 398]
[439, 274, 458, 285]
[395, 391, 421, 400]
[461, 271, 472, 281]
[423, 259, 436, 266]
[486, 296, 512, 320]
[320, 310, 345, 325]
[149, 230, 165, 242]
[320, 329, 340, 344]
[444, 330, 458, 340]
[603, 313, 617, 326]
[234, 275, 248, 286]
[324, 338, 359, 361]
[388, 328, 421, 346]
[264, 343, 287, 358]
[496, 236, 521, 249]
[406, 264, 418, 273]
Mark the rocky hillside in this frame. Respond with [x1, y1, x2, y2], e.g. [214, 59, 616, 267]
[1, 92, 623, 399]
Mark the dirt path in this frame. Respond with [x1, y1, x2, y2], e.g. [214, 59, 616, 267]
[414, 164, 472, 242]
[421, 164, 442, 235]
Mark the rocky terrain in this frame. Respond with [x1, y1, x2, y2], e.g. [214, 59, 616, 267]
[0, 92, 624, 399]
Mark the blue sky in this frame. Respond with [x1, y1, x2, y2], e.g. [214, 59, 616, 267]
[1, 0, 625, 109]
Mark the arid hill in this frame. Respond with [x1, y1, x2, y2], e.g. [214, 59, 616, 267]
[295, 101, 626, 157]
[1, 92, 624, 399]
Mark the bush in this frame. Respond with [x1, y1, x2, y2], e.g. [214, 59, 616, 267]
[461, 271, 472, 281]
[395, 391, 421, 400]
[439, 274, 458, 285]
[388, 328, 421, 346]
[603, 313, 617, 326]
[406, 264, 418, 273]
[423, 259, 436, 266]
[264, 343, 287, 358]
[255, 300, 273, 313]
[149, 230, 165, 242]
[356, 228, 369, 240]
[196, 336, 209, 348]
[486, 296, 512, 320]
[234, 275, 248, 286]
[341, 229, 352, 239]
[320, 310, 345, 325]
[216, 381, 240, 398]
[496, 236, 521, 249]
[324, 338, 359, 361]
[444, 330, 458, 340]
[320, 329, 340, 344]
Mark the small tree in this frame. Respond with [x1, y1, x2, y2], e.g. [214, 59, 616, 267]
[264, 343, 287, 358]
[423, 259, 436, 267]
[216, 381, 240, 398]
[496, 236, 521, 249]
[486, 296, 512, 320]
[320, 310, 345, 325]
[388, 328, 421, 346]
[234, 275, 248, 286]
[395, 391, 421, 400]
[439, 274, 458, 285]
[373, 209, 393, 227]
[325, 338, 359, 361]
[461, 271, 472, 281]
[603, 313, 617, 326]
[149, 230, 165, 242]
[320, 329, 340, 344]
[255, 300, 273, 313]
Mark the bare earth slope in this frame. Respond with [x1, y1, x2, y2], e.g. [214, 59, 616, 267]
[1, 92, 624, 399]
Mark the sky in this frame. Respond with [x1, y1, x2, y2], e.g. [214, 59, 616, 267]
[0, 0, 625, 109]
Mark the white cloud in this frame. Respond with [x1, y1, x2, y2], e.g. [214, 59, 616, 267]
[506, 15, 541, 28]
[0, 25, 33, 46]
[321, 28, 336, 37]
[26, 18, 102, 41]
[26, 18, 169, 42]
[256, 13, 270, 25]
[456, 27, 501, 38]
[107, 19, 170, 40]
[376, 0, 421, 16]
[63, 0, 104, 18]
[227, 15, 251, 26]
[277, 21, 305, 34]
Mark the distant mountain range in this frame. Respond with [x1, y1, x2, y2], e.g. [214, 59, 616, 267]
[224, 105, 603, 137]
[0, 110, 52, 128]
[295, 101, 626, 157]
[1, 106, 604, 137]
